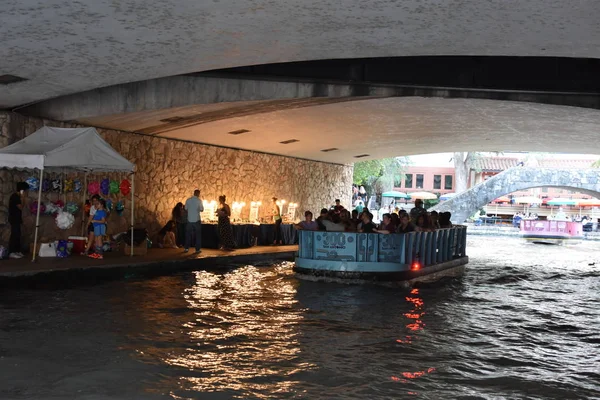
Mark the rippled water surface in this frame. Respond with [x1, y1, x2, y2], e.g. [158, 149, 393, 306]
[1, 236, 599, 400]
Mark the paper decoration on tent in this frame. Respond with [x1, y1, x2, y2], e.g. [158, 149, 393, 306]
[74, 179, 82, 193]
[51, 179, 62, 192]
[56, 240, 69, 258]
[109, 180, 119, 194]
[105, 199, 113, 213]
[88, 181, 100, 195]
[30, 201, 46, 215]
[42, 179, 50, 192]
[100, 178, 110, 196]
[45, 202, 59, 215]
[64, 179, 74, 192]
[120, 179, 131, 196]
[26, 177, 39, 191]
[115, 200, 125, 216]
[56, 210, 75, 230]
[55, 199, 64, 209]
[65, 202, 79, 214]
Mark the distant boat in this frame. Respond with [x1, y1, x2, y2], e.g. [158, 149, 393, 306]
[520, 219, 583, 245]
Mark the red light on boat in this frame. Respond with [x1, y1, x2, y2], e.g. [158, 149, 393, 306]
[411, 262, 421, 271]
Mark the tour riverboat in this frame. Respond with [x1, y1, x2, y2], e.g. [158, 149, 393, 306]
[519, 219, 583, 245]
[294, 227, 468, 283]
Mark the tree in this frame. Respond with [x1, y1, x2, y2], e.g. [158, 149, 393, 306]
[452, 152, 478, 194]
[353, 157, 410, 201]
[592, 159, 600, 168]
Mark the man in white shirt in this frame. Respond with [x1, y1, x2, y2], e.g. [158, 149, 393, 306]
[184, 189, 204, 254]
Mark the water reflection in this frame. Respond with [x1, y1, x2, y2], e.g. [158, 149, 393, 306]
[166, 263, 312, 398]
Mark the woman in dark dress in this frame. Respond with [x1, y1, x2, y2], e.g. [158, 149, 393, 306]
[172, 202, 186, 247]
[217, 195, 236, 251]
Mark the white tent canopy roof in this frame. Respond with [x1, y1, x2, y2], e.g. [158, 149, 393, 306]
[0, 126, 134, 172]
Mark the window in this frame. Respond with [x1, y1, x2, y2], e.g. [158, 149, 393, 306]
[433, 175, 442, 190]
[405, 174, 413, 188]
[416, 174, 424, 189]
[444, 175, 453, 190]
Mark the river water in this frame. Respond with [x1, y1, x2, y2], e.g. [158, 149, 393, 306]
[1, 236, 599, 400]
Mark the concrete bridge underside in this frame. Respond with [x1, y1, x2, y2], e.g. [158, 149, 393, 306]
[432, 168, 600, 223]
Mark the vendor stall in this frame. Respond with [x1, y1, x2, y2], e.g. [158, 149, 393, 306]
[0, 127, 135, 260]
[200, 223, 298, 249]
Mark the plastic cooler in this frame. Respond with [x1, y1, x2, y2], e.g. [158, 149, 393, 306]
[68, 236, 87, 254]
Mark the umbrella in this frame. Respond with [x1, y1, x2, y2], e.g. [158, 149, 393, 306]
[381, 191, 410, 199]
[409, 191, 438, 200]
[546, 198, 577, 206]
[514, 196, 543, 204]
[576, 198, 600, 207]
[439, 193, 457, 201]
[492, 196, 510, 203]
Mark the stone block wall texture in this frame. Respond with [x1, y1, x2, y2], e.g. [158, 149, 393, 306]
[0, 112, 353, 246]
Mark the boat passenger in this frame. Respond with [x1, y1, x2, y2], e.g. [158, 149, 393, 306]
[429, 211, 441, 230]
[316, 208, 329, 231]
[295, 211, 319, 231]
[375, 213, 395, 234]
[410, 199, 426, 223]
[321, 211, 346, 232]
[439, 212, 453, 229]
[397, 213, 416, 233]
[359, 212, 376, 233]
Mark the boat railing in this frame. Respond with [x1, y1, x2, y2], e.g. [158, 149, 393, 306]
[297, 226, 467, 268]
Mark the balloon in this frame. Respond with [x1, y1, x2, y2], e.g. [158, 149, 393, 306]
[88, 181, 100, 195]
[100, 178, 110, 196]
[30, 201, 46, 215]
[64, 179, 74, 192]
[65, 202, 79, 214]
[115, 200, 125, 216]
[41, 179, 50, 192]
[26, 177, 39, 191]
[55, 210, 75, 230]
[74, 180, 82, 193]
[120, 179, 131, 196]
[51, 179, 62, 192]
[109, 180, 120, 194]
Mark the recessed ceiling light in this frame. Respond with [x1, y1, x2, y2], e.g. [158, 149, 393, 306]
[280, 139, 299, 144]
[227, 129, 251, 135]
[321, 148, 339, 152]
[0, 74, 28, 85]
[354, 154, 370, 158]
[159, 116, 185, 123]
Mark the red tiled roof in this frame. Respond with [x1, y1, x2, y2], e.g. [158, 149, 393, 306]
[474, 156, 597, 171]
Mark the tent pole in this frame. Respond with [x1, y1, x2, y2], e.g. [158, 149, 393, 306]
[130, 172, 135, 257]
[81, 173, 88, 236]
[32, 168, 44, 262]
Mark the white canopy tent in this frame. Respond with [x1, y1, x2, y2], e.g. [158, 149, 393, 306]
[0, 127, 135, 260]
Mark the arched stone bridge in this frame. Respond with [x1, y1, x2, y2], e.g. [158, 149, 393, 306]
[432, 167, 600, 223]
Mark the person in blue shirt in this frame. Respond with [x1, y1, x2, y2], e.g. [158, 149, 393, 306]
[89, 199, 107, 260]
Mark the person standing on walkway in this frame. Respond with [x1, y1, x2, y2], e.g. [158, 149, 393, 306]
[8, 182, 29, 259]
[217, 195, 236, 251]
[172, 202, 186, 247]
[271, 197, 283, 245]
[184, 189, 204, 254]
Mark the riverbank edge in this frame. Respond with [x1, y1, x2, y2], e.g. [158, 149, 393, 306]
[0, 250, 297, 287]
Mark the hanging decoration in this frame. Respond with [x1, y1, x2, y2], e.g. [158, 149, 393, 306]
[88, 181, 100, 195]
[64, 179, 74, 192]
[56, 210, 75, 230]
[74, 179, 83, 193]
[109, 180, 120, 194]
[65, 202, 79, 214]
[51, 178, 62, 192]
[100, 178, 110, 196]
[26, 177, 40, 191]
[105, 199, 113, 213]
[41, 179, 51, 192]
[120, 179, 131, 196]
[45, 202, 60, 215]
[115, 200, 125, 216]
[30, 201, 46, 215]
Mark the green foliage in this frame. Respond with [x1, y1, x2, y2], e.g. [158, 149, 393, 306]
[592, 159, 600, 168]
[353, 157, 411, 198]
[423, 199, 439, 209]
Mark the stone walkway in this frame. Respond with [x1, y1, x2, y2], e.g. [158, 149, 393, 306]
[0, 245, 297, 279]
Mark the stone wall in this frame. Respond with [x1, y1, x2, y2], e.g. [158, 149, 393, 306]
[0, 112, 353, 247]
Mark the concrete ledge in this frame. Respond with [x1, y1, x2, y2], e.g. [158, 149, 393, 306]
[0, 246, 297, 287]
